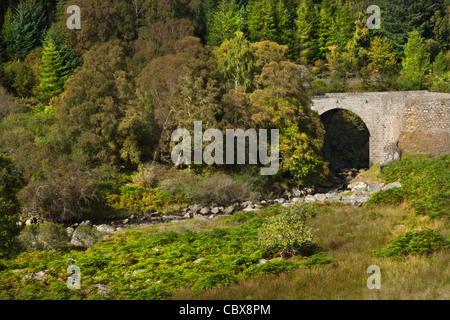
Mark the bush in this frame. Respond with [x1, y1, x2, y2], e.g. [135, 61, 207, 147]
[243, 259, 297, 277]
[366, 187, 407, 207]
[18, 162, 104, 223]
[258, 204, 317, 258]
[373, 229, 449, 258]
[18, 222, 69, 252]
[191, 271, 238, 295]
[71, 223, 105, 248]
[378, 155, 449, 218]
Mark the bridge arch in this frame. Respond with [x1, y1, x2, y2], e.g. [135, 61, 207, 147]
[319, 108, 371, 172]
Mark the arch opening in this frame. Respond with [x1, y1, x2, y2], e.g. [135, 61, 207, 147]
[320, 109, 370, 178]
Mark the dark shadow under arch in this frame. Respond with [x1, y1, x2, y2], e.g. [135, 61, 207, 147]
[320, 109, 370, 174]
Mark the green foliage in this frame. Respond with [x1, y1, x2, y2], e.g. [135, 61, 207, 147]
[399, 30, 430, 90]
[11, 0, 48, 59]
[366, 188, 407, 207]
[246, 0, 278, 43]
[258, 204, 317, 257]
[0, 154, 22, 259]
[0, 205, 327, 300]
[373, 229, 449, 258]
[191, 271, 238, 294]
[18, 223, 69, 252]
[367, 155, 449, 218]
[207, 0, 243, 47]
[105, 185, 190, 214]
[215, 31, 254, 90]
[37, 24, 78, 102]
[1, 60, 36, 98]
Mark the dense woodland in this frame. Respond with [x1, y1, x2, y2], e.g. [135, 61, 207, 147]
[0, 0, 449, 259]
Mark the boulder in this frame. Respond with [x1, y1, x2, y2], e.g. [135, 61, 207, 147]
[304, 195, 316, 203]
[325, 193, 342, 202]
[314, 193, 327, 202]
[224, 206, 235, 215]
[380, 143, 402, 169]
[192, 204, 202, 214]
[96, 224, 116, 233]
[382, 181, 402, 190]
[200, 207, 210, 215]
[210, 207, 220, 214]
[367, 184, 382, 192]
[352, 182, 368, 192]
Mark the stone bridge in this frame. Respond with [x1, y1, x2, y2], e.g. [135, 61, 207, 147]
[311, 91, 450, 165]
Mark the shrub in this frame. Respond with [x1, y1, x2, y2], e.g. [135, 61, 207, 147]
[377, 155, 449, 218]
[366, 187, 407, 207]
[258, 204, 317, 258]
[18, 222, 69, 252]
[243, 259, 297, 277]
[71, 223, 105, 248]
[191, 271, 238, 295]
[373, 229, 449, 258]
[18, 162, 104, 223]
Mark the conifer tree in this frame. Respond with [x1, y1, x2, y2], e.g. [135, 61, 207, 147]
[274, 0, 296, 57]
[336, 0, 355, 50]
[207, 0, 243, 47]
[37, 25, 78, 102]
[246, 0, 277, 43]
[367, 36, 397, 76]
[383, 0, 446, 56]
[11, 0, 48, 59]
[1, 7, 14, 61]
[317, 1, 338, 59]
[295, 0, 320, 64]
[399, 30, 430, 90]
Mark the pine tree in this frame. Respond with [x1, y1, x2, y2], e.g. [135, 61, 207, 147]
[317, 0, 338, 59]
[274, 0, 296, 57]
[1, 7, 14, 61]
[37, 24, 78, 103]
[11, 0, 48, 59]
[432, 51, 448, 77]
[367, 36, 397, 76]
[295, 0, 320, 64]
[207, 0, 243, 47]
[38, 39, 66, 102]
[399, 30, 430, 90]
[246, 0, 277, 43]
[383, 0, 446, 57]
[336, 0, 355, 50]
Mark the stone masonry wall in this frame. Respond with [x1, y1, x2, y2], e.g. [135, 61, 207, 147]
[312, 91, 450, 166]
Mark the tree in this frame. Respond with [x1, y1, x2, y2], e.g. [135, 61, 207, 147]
[317, 0, 338, 59]
[367, 36, 397, 76]
[0, 154, 22, 259]
[383, 0, 446, 56]
[274, 0, 296, 57]
[215, 31, 254, 90]
[336, 0, 355, 50]
[249, 61, 328, 185]
[37, 39, 66, 102]
[246, 0, 277, 43]
[54, 40, 141, 166]
[136, 36, 219, 162]
[399, 30, 430, 90]
[430, 51, 450, 93]
[295, 0, 320, 64]
[11, 0, 48, 59]
[1, 7, 14, 61]
[206, 0, 243, 47]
